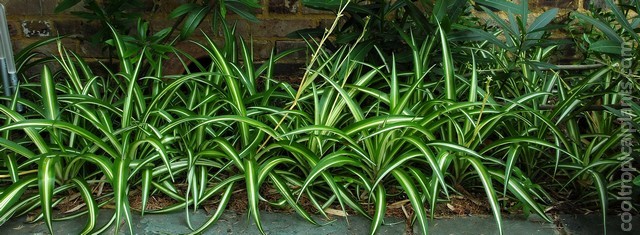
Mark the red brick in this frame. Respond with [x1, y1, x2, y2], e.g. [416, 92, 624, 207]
[269, 0, 299, 14]
[275, 40, 307, 60]
[301, 6, 327, 15]
[252, 40, 273, 61]
[39, 0, 58, 15]
[146, 18, 177, 35]
[163, 39, 216, 75]
[52, 20, 99, 36]
[6, 20, 19, 37]
[140, 0, 188, 14]
[13, 37, 79, 56]
[77, 40, 108, 59]
[4, 0, 44, 15]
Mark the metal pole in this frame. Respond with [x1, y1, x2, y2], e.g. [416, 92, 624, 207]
[0, 57, 10, 97]
[0, 10, 9, 99]
[0, 4, 22, 112]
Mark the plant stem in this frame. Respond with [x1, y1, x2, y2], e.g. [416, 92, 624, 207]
[256, 0, 351, 153]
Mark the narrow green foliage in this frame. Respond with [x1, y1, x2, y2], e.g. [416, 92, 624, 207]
[39, 155, 58, 235]
[1, 1, 638, 235]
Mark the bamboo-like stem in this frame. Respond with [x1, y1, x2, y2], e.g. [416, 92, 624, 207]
[257, 0, 351, 153]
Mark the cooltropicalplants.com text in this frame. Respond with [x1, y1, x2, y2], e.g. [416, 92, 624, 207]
[619, 41, 636, 232]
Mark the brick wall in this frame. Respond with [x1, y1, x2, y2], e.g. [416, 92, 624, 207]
[0, 0, 333, 67]
[0, 0, 605, 73]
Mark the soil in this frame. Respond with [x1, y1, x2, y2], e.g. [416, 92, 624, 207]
[128, 187, 177, 211]
[207, 185, 494, 222]
[49, 183, 497, 224]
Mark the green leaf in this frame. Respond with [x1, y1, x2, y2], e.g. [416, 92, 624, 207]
[233, 0, 261, 8]
[588, 170, 608, 235]
[589, 40, 622, 55]
[169, 3, 199, 19]
[604, 0, 640, 41]
[257, 156, 296, 186]
[488, 170, 551, 223]
[370, 186, 386, 235]
[527, 8, 558, 40]
[181, 5, 211, 39]
[476, 0, 521, 13]
[390, 55, 398, 112]
[70, 178, 99, 235]
[244, 158, 264, 234]
[480, 6, 518, 38]
[128, 137, 173, 181]
[392, 169, 428, 235]
[212, 137, 245, 172]
[140, 168, 152, 215]
[504, 145, 520, 195]
[0, 120, 119, 158]
[77, 154, 114, 181]
[371, 151, 423, 192]
[41, 65, 59, 121]
[227, 3, 259, 22]
[107, 24, 132, 74]
[574, 12, 623, 44]
[198, 34, 251, 145]
[462, 28, 509, 50]
[0, 177, 37, 224]
[54, 0, 81, 13]
[188, 183, 234, 235]
[2, 154, 19, 182]
[39, 155, 59, 235]
[0, 106, 49, 154]
[298, 153, 362, 201]
[463, 157, 503, 235]
[113, 157, 133, 235]
[269, 173, 317, 225]
[438, 22, 455, 101]
[405, 137, 448, 193]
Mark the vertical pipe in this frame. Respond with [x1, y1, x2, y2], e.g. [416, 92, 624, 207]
[9, 73, 21, 112]
[0, 58, 10, 97]
[0, 4, 22, 112]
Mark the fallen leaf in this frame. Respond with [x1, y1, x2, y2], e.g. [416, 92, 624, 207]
[324, 208, 348, 217]
[65, 203, 87, 213]
[447, 203, 455, 211]
[388, 199, 410, 209]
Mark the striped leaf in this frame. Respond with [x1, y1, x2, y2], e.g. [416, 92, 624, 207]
[244, 158, 264, 234]
[40, 65, 59, 121]
[391, 169, 428, 235]
[462, 156, 503, 235]
[38, 154, 59, 235]
[70, 177, 99, 235]
[0, 177, 37, 225]
[113, 157, 133, 235]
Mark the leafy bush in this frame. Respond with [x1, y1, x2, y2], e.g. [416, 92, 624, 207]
[54, 0, 261, 50]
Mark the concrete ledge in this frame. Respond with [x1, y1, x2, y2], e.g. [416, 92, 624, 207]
[2, 210, 639, 234]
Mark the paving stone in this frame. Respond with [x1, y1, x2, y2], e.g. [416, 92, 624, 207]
[559, 214, 640, 235]
[413, 215, 557, 235]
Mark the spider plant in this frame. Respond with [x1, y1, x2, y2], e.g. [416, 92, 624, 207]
[0, 17, 303, 235]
